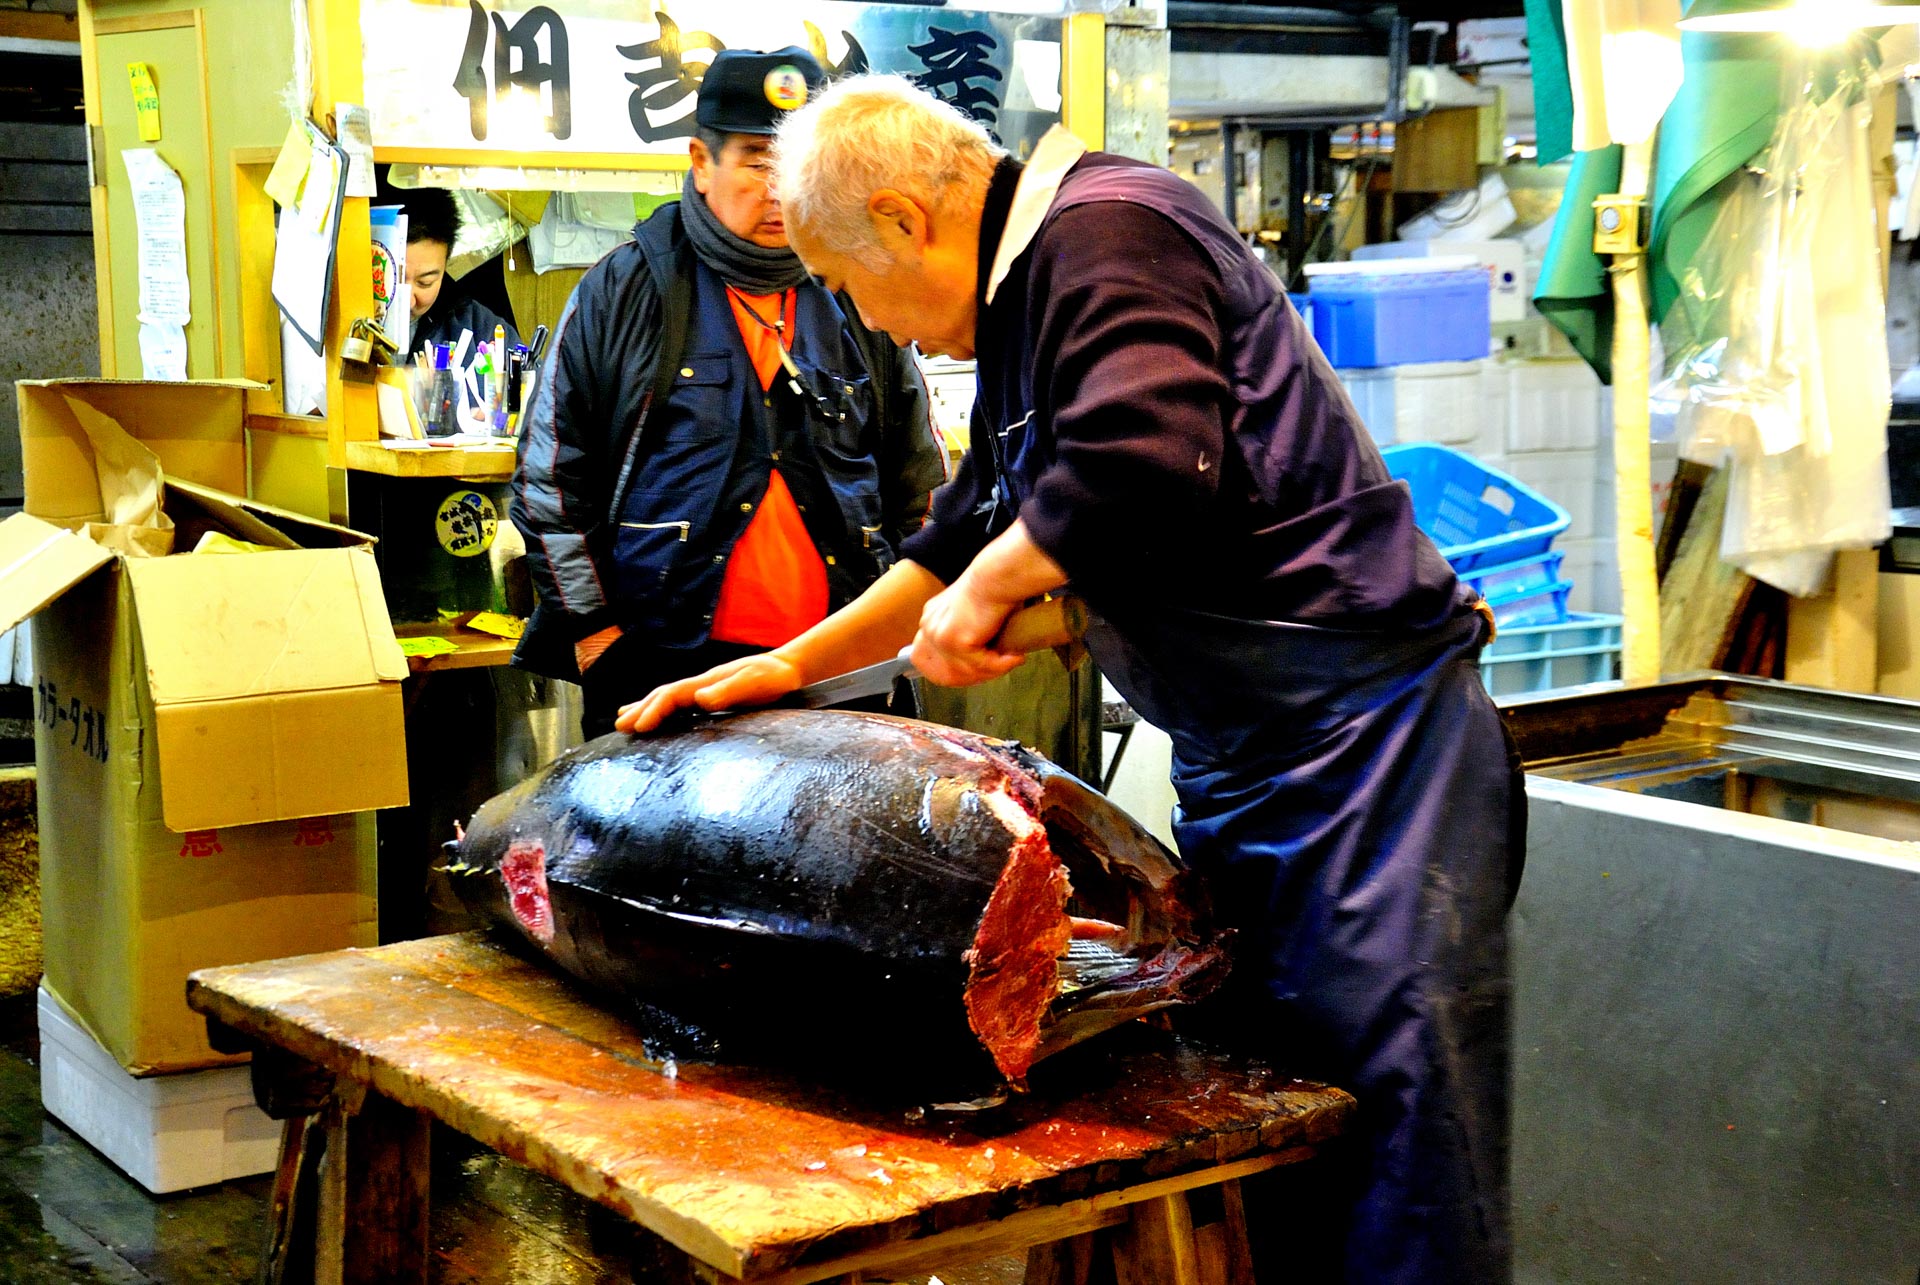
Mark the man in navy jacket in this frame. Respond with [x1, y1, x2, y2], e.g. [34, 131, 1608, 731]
[620, 76, 1524, 1284]
[510, 49, 946, 737]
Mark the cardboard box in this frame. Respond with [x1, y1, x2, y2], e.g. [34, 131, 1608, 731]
[4, 379, 409, 1074]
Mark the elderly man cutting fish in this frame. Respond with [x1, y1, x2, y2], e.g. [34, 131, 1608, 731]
[618, 76, 1524, 1285]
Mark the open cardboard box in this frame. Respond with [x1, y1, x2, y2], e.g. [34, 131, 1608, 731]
[4, 380, 410, 1074]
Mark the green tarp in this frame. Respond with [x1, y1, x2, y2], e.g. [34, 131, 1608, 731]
[1533, 146, 1624, 384]
[1524, 0, 1577, 167]
[1532, 10, 1788, 385]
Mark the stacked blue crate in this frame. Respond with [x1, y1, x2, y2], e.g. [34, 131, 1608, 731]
[1382, 442, 1569, 620]
[1381, 443, 1623, 693]
[1478, 613, 1624, 697]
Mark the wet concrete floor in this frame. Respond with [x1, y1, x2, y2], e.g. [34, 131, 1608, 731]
[0, 992, 1024, 1283]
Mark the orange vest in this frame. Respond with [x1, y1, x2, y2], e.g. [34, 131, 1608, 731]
[709, 288, 831, 648]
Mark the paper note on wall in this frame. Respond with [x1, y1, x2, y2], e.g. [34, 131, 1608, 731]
[127, 62, 162, 142]
[138, 322, 187, 381]
[121, 148, 190, 378]
[121, 149, 190, 325]
[265, 119, 314, 208]
[336, 102, 377, 198]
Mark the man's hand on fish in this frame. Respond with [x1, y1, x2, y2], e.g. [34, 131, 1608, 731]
[615, 653, 802, 734]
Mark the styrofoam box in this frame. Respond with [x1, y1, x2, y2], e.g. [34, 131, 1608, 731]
[1559, 536, 1622, 614]
[38, 987, 279, 1194]
[1499, 358, 1607, 454]
[1338, 360, 1490, 450]
[1500, 448, 1610, 543]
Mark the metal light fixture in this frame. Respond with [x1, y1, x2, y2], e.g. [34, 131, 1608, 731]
[1678, 0, 1920, 36]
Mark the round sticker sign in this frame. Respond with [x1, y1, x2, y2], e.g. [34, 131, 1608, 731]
[764, 65, 809, 111]
[435, 490, 498, 559]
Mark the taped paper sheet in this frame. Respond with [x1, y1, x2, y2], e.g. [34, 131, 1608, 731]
[336, 102, 377, 197]
[121, 149, 190, 335]
[137, 322, 187, 382]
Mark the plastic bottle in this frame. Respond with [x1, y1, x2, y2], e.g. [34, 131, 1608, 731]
[426, 344, 459, 438]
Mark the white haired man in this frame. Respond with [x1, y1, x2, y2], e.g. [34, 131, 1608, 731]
[617, 77, 1523, 1285]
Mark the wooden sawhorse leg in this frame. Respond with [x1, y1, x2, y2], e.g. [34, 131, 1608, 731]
[241, 1040, 432, 1285]
[1027, 1180, 1256, 1285]
[312, 1087, 432, 1285]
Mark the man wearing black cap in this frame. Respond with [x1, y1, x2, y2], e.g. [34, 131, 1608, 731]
[511, 47, 947, 737]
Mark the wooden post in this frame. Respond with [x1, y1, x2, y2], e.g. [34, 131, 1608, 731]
[1783, 82, 1896, 692]
[313, 1091, 431, 1285]
[1027, 1231, 1100, 1285]
[1612, 135, 1662, 684]
[1112, 1193, 1202, 1285]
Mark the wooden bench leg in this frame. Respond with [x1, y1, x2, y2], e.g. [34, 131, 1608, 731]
[260, 1114, 324, 1285]
[1190, 1179, 1257, 1285]
[1027, 1230, 1100, 1285]
[1112, 1193, 1201, 1285]
[312, 1090, 431, 1285]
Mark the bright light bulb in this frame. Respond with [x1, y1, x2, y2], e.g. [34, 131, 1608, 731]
[1680, 0, 1920, 44]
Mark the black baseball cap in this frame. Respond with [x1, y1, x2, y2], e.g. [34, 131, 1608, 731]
[696, 47, 827, 136]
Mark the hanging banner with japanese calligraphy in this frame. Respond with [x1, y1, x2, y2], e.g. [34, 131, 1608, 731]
[360, 0, 1067, 159]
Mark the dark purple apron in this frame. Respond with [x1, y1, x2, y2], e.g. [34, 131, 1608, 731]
[1084, 596, 1520, 1282]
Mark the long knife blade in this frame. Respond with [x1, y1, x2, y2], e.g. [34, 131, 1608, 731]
[783, 652, 916, 710]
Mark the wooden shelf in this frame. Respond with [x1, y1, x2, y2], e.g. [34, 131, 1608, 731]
[345, 440, 517, 481]
[393, 621, 520, 674]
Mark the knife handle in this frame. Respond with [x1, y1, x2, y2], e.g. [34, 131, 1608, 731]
[991, 594, 1087, 654]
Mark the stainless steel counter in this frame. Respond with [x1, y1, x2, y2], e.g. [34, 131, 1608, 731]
[1501, 677, 1920, 1284]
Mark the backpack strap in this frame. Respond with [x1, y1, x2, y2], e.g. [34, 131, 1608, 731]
[605, 207, 695, 525]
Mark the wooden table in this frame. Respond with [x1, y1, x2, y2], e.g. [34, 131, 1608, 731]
[187, 934, 1353, 1285]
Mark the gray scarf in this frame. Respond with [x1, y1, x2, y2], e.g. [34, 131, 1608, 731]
[679, 173, 810, 294]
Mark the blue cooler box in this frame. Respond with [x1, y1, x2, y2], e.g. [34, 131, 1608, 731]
[1304, 258, 1491, 367]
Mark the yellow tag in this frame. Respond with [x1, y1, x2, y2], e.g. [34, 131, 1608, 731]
[264, 119, 313, 208]
[127, 62, 161, 142]
[463, 612, 526, 640]
[397, 636, 459, 659]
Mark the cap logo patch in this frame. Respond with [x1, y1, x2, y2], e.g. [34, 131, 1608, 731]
[764, 65, 809, 111]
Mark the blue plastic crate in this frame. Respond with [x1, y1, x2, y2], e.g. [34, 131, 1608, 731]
[1383, 443, 1572, 573]
[1460, 550, 1572, 628]
[1479, 612, 1623, 698]
[1303, 265, 1490, 367]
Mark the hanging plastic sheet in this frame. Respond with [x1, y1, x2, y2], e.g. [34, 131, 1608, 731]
[527, 194, 630, 273]
[1653, 52, 1893, 596]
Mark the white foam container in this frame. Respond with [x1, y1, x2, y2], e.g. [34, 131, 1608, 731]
[1498, 358, 1609, 454]
[38, 986, 279, 1194]
[1338, 360, 1490, 450]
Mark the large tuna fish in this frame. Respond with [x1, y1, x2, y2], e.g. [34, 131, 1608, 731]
[444, 710, 1229, 1090]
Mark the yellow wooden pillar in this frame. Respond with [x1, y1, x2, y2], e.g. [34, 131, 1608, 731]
[1061, 13, 1106, 152]
[309, 0, 377, 479]
[1609, 137, 1662, 685]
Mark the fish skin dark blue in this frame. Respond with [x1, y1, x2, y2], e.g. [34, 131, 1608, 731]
[444, 709, 1230, 1089]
